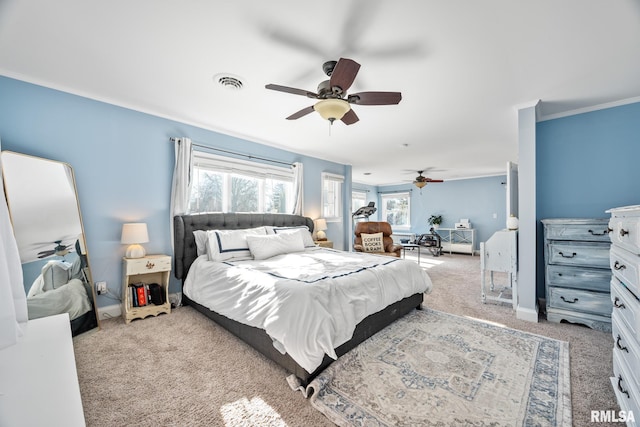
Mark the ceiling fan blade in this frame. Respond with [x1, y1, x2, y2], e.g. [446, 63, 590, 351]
[265, 84, 318, 98]
[341, 109, 359, 125]
[329, 58, 360, 92]
[348, 91, 402, 105]
[286, 106, 315, 120]
[426, 179, 444, 183]
[37, 250, 55, 258]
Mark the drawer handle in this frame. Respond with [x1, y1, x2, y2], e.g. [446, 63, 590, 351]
[588, 229, 610, 236]
[558, 251, 577, 258]
[614, 297, 626, 309]
[560, 296, 578, 304]
[618, 375, 630, 399]
[616, 335, 629, 353]
[614, 261, 626, 271]
[620, 228, 630, 237]
[146, 261, 155, 269]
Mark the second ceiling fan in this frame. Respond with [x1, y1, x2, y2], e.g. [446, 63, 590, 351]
[413, 170, 444, 189]
[265, 58, 401, 125]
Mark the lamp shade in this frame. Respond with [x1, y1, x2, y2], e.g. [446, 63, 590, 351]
[121, 223, 149, 244]
[314, 218, 328, 231]
[121, 223, 149, 258]
[314, 218, 328, 241]
[314, 99, 350, 122]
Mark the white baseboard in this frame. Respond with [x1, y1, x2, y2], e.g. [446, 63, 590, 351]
[98, 304, 121, 320]
[516, 305, 539, 323]
[97, 292, 182, 321]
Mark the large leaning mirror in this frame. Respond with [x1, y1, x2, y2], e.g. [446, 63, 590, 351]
[1, 151, 100, 335]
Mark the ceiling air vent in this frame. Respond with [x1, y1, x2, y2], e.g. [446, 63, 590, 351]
[214, 74, 243, 90]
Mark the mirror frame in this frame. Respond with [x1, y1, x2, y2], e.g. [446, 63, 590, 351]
[1, 150, 100, 334]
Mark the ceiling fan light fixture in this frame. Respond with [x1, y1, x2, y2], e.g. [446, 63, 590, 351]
[414, 180, 427, 189]
[314, 98, 350, 122]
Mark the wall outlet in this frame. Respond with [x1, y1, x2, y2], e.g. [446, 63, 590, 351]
[95, 281, 107, 295]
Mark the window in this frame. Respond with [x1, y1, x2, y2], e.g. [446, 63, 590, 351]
[351, 190, 367, 214]
[322, 172, 344, 222]
[381, 192, 410, 229]
[189, 152, 293, 214]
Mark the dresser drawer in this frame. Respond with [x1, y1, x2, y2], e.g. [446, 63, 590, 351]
[611, 246, 640, 297]
[544, 221, 612, 242]
[612, 276, 640, 340]
[612, 349, 640, 423]
[547, 241, 611, 268]
[610, 217, 640, 255]
[546, 264, 611, 292]
[612, 314, 640, 393]
[548, 286, 612, 316]
[125, 256, 172, 275]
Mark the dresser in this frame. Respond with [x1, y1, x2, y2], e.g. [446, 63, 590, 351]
[541, 218, 612, 331]
[607, 205, 640, 424]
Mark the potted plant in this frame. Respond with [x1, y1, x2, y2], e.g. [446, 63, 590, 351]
[428, 214, 443, 229]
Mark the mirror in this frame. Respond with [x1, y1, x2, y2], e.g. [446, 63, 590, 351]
[1, 151, 100, 335]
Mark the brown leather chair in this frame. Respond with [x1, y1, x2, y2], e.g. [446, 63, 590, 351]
[353, 221, 403, 257]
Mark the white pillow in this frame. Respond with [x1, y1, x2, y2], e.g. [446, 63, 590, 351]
[193, 230, 208, 256]
[268, 225, 315, 247]
[246, 232, 306, 260]
[361, 232, 384, 253]
[206, 227, 267, 262]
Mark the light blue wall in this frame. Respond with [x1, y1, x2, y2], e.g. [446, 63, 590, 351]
[0, 76, 351, 307]
[536, 101, 640, 297]
[537, 102, 640, 218]
[377, 175, 507, 251]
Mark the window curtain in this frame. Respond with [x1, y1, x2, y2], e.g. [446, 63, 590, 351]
[292, 162, 303, 215]
[0, 169, 28, 350]
[169, 137, 193, 248]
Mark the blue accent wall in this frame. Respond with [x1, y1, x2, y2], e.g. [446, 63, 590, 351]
[536, 101, 640, 297]
[537, 102, 640, 218]
[0, 76, 350, 307]
[378, 175, 507, 251]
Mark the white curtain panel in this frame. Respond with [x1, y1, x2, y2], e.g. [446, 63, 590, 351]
[292, 162, 303, 216]
[0, 170, 28, 350]
[169, 137, 193, 248]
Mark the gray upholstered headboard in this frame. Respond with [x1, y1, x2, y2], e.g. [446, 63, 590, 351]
[173, 213, 314, 280]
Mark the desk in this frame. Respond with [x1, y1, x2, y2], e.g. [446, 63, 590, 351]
[438, 228, 475, 255]
[401, 243, 421, 264]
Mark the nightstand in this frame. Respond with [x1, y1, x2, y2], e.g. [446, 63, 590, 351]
[122, 254, 171, 324]
[315, 240, 333, 248]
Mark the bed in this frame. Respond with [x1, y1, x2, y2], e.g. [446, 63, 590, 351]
[174, 212, 431, 384]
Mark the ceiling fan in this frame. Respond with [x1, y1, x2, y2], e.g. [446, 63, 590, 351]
[37, 240, 72, 259]
[413, 170, 444, 189]
[265, 58, 402, 125]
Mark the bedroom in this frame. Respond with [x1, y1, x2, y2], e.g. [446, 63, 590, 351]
[2, 1, 640, 425]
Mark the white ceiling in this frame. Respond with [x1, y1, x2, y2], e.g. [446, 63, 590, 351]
[1, 0, 640, 186]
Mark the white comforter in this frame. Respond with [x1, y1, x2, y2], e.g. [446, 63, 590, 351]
[184, 247, 432, 373]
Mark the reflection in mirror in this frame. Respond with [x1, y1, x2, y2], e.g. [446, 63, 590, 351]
[1, 151, 100, 335]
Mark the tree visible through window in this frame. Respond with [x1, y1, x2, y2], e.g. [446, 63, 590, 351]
[189, 152, 293, 214]
[381, 192, 410, 229]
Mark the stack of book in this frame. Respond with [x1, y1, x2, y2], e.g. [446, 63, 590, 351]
[129, 282, 151, 308]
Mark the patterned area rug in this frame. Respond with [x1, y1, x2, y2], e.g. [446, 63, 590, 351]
[305, 309, 571, 426]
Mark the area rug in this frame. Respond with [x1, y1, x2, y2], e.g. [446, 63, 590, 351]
[304, 309, 571, 426]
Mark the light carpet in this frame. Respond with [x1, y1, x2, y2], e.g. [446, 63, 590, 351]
[305, 308, 571, 427]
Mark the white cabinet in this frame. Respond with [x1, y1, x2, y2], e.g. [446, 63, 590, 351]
[481, 229, 518, 308]
[541, 218, 612, 331]
[438, 228, 475, 255]
[0, 314, 85, 426]
[607, 205, 640, 426]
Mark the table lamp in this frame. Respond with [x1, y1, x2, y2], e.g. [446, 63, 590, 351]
[121, 223, 149, 258]
[315, 218, 328, 241]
